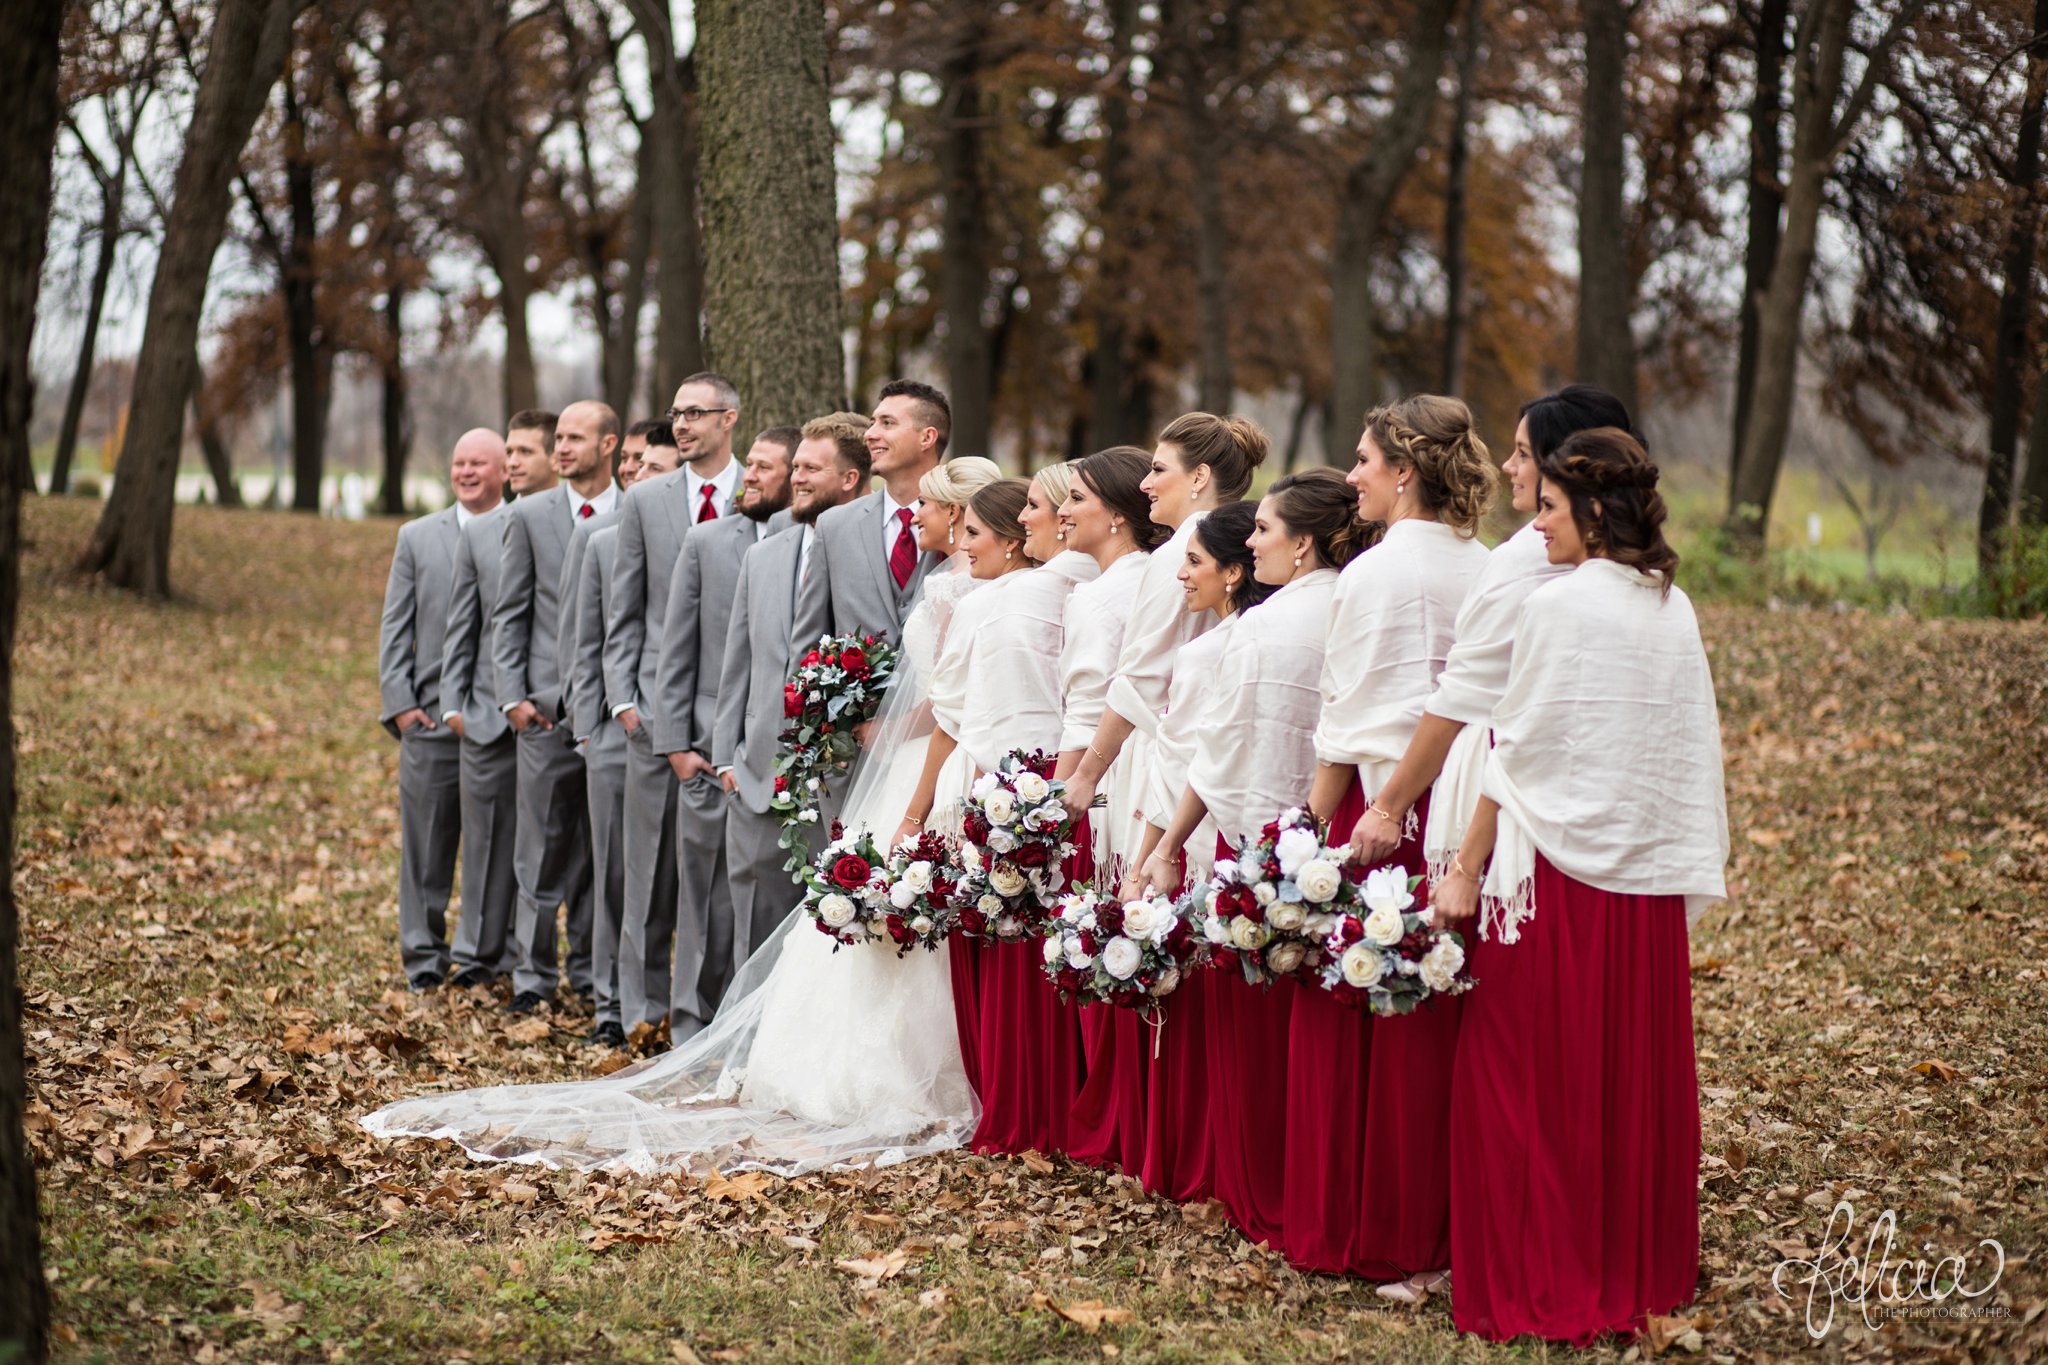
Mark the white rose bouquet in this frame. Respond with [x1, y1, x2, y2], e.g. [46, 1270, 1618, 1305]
[949, 749, 1082, 940]
[799, 826, 896, 949]
[771, 633, 900, 871]
[1317, 864, 1475, 1014]
[1039, 890, 1205, 1009]
[868, 829, 965, 957]
[1183, 807, 1351, 986]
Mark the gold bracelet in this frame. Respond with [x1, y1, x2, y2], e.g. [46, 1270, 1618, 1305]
[1088, 745, 1110, 770]
[906, 815, 925, 827]
[1368, 801, 1396, 824]
[1451, 855, 1480, 883]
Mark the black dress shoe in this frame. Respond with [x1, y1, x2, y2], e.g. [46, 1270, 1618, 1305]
[408, 971, 445, 993]
[591, 1020, 627, 1048]
[450, 966, 493, 990]
[506, 990, 548, 1017]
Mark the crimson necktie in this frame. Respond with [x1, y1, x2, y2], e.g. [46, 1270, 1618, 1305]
[889, 506, 917, 590]
[697, 482, 719, 523]
[578, 501, 594, 520]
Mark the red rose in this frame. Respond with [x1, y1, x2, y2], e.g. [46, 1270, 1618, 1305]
[783, 685, 803, 718]
[1260, 820, 1282, 844]
[1079, 931, 1100, 955]
[1338, 917, 1365, 946]
[802, 650, 822, 667]
[841, 646, 868, 674]
[1014, 841, 1049, 869]
[1216, 884, 1257, 918]
[963, 814, 990, 844]
[1095, 902, 1125, 935]
[959, 906, 985, 935]
[830, 854, 871, 889]
[774, 775, 789, 794]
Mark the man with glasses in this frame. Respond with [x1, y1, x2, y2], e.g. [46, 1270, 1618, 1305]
[603, 373, 742, 1045]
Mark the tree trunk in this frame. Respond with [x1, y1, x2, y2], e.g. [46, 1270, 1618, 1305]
[1087, 0, 1138, 451]
[1326, 1, 1453, 463]
[1980, 0, 2048, 567]
[1576, 0, 1636, 415]
[495, 238, 539, 416]
[2021, 355, 2048, 525]
[0, 3, 62, 1357]
[1440, 0, 1484, 395]
[695, 0, 844, 431]
[281, 67, 326, 512]
[603, 142, 653, 419]
[379, 279, 409, 516]
[51, 162, 129, 496]
[937, 20, 993, 458]
[1730, 0, 1789, 495]
[190, 351, 242, 508]
[625, 0, 706, 408]
[78, 0, 302, 596]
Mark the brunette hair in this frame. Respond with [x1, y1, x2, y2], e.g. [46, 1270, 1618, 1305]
[626, 418, 673, 445]
[1190, 500, 1275, 613]
[1157, 411, 1270, 501]
[1075, 446, 1167, 551]
[1362, 394, 1497, 534]
[679, 370, 742, 412]
[1032, 460, 1081, 515]
[969, 477, 1033, 560]
[800, 411, 873, 480]
[1519, 384, 1638, 459]
[920, 455, 1002, 506]
[1267, 467, 1370, 570]
[876, 378, 952, 456]
[752, 425, 802, 464]
[1537, 427, 1679, 594]
[507, 409, 557, 454]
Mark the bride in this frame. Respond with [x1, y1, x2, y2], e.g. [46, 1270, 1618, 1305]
[361, 457, 1007, 1175]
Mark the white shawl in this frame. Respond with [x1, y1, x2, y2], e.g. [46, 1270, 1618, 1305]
[1146, 615, 1235, 880]
[1479, 559, 1729, 942]
[1059, 551, 1150, 751]
[930, 553, 1097, 774]
[1103, 514, 1215, 737]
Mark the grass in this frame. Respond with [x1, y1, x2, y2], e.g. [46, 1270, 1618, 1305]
[13, 496, 2048, 1362]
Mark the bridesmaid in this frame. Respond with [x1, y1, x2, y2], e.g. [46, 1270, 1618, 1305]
[1120, 499, 1271, 1204]
[1137, 468, 1366, 1250]
[1433, 427, 1726, 1344]
[1295, 396, 1495, 1289]
[1053, 449, 1167, 1172]
[1059, 414, 1269, 876]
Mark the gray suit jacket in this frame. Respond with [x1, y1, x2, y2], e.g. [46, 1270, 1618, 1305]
[789, 489, 944, 653]
[561, 510, 622, 743]
[602, 470, 697, 737]
[439, 505, 512, 745]
[378, 506, 462, 738]
[648, 508, 793, 757]
[492, 485, 578, 718]
[712, 525, 805, 815]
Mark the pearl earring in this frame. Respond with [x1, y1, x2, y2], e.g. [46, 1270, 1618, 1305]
[1293, 550, 1304, 569]
[947, 524, 956, 546]
[1397, 481, 1406, 496]
[1005, 547, 1014, 561]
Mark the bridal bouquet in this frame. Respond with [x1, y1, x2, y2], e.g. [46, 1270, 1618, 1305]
[952, 750, 1080, 940]
[801, 826, 895, 949]
[771, 633, 899, 871]
[1040, 890, 1204, 1008]
[873, 830, 965, 957]
[1188, 807, 1352, 986]
[1316, 866, 1476, 1015]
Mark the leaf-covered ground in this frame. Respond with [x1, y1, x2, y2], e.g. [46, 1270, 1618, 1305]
[14, 497, 2046, 1363]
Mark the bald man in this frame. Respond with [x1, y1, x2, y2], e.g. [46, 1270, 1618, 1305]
[378, 428, 508, 990]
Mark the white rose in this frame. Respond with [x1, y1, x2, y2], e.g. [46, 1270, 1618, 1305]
[1227, 916, 1271, 952]
[970, 772, 1000, 801]
[1340, 942, 1385, 989]
[1043, 934, 1065, 965]
[1213, 859, 1239, 880]
[1064, 939, 1094, 970]
[1275, 826, 1321, 876]
[988, 864, 1027, 898]
[1060, 898, 1089, 924]
[1304, 913, 1337, 939]
[806, 776, 822, 792]
[900, 861, 934, 893]
[984, 790, 1017, 825]
[1101, 936, 1143, 980]
[1253, 882, 1278, 907]
[1032, 802, 1066, 829]
[910, 915, 934, 936]
[798, 808, 818, 825]
[818, 893, 857, 928]
[1149, 965, 1182, 997]
[1267, 903, 1307, 934]
[987, 827, 1018, 854]
[1362, 866, 1415, 916]
[1266, 940, 1307, 977]
[1294, 859, 1342, 904]
[1203, 913, 1230, 945]
[1014, 772, 1050, 804]
[962, 843, 985, 872]
[1362, 902, 1405, 947]
[997, 914, 1023, 938]
[1419, 938, 1465, 993]
[888, 881, 917, 910]
[977, 893, 1003, 916]
[1121, 899, 1161, 940]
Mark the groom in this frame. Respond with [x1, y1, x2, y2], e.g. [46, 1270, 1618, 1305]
[789, 379, 951, 650]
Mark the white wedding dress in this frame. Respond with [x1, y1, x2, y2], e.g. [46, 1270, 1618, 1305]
[360, 561, 982, 1175]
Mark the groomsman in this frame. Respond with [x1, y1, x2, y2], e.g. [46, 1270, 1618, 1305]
[377, 429, 507, 990]
[713, 414, 869, 968]
[647, 422, 798, 1041]
[492, 401, 620, 1016]
[441, 415, 551, 989]
[791, 379, 950, 648]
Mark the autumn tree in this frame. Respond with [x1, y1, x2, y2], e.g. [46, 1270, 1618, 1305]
[1983, 0, 2048, 556]
[1576, 0, 1638, 414]
[622, 0, 707, 409]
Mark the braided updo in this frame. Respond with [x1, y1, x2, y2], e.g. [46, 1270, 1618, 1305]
[1536, 427, 1679, 594]
[1268, 468, 1371, 571]
[1361, 394, 1498, 534]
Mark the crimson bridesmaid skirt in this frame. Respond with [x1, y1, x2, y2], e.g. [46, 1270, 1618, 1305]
[948, 933, 982, 1098]
[1068, 1005, 1147, 1170]
[1450, 854, 1699, 1344]
[1206, 831, 1290, 1246]
[1140, 960, 1213, 1203]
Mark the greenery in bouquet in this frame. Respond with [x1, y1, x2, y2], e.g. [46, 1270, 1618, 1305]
[1040, 889, 1205, 1008]
[1187, 806, 1355, 985]
[1317, 864, 1476, 1014]
[770, 633, 898, 871]
[950, 749, 1078, 939]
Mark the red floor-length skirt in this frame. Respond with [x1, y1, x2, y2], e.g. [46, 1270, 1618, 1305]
[1140, 954, 1213, 1203]
[971, 828, 1090, 1157]
[1205, 835, 1292, 1248]
[1450, 854, 1699, 1344]
[1068, 1005, 1148, 1171]
[948, 932, 983, 1099]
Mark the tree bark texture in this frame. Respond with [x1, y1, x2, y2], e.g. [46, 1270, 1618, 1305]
[938, 18, 994, 458]
[625, 0, 706, 408]
[77, 0, 303, 596]
[695, 0, 845, 431]
[51, 159, 129, 497]
[0, 1, 62, 1357]
[281, 66, 328, 513]
[1980, 0, 2048, 563]
[380, 280, 410, 516]
[1440, 0, 1484, 395]
[2022, 355, 2048, 525]
[1576, 0, 1637, 415]
[1325, 0, 1454, 464]
[1730, 0, 1789, 493]
[1163, 0, 1235, 413]
[1087, 0, 1139, 450]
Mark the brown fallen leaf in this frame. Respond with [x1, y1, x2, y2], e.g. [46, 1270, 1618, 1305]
[1048, 1299, 1134, 1334]
[238, 1282, 304, 1336]
[1017, 1150, 1056, 1174]
[1911, 1059, 1960, 1083]
[499, 1180, 539, 1205]
[834, 1248, 910, 1281]
[1643, 1313, 1692, 1354]
[504, 1016, 552, 1044]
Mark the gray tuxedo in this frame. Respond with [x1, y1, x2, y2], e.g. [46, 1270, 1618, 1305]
[711, 523, 809, 967]
[564, 511, 626, 1029]
[440, 508, 519, 978]
[493, 485, 596, 1000]
[789, 489, 945, 651]
[378, 506, 463, 983]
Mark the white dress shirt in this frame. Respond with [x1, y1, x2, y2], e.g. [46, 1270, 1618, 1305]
[687, 456, 740, 521]
[568, 482, 619, 522]
[880, 489, 921, 562]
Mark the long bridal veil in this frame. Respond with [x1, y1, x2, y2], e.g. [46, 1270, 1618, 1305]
[360, 558, 982, 1176]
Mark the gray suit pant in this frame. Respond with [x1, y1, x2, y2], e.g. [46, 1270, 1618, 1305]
[723, 800, 802, 978]
[396, 727, 461, 981]
[511, 725, 595, 998]
[670, 766, 736, 1041]
[583, 727, 628, 1028]
[617, 734, 682, 1030]
[450, 730, 520, 977]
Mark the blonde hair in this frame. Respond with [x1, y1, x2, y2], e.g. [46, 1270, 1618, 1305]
[919, 455, 1002, 506]
[1361, 395, 1497, 535]
[799, 411, 873, 478]
[1032, 459, 1081, 512]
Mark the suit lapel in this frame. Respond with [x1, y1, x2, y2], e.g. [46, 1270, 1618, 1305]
[862, 493, 897, 611]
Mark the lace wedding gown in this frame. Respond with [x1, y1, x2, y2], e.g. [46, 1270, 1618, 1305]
[359, 561, 982, 1175]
